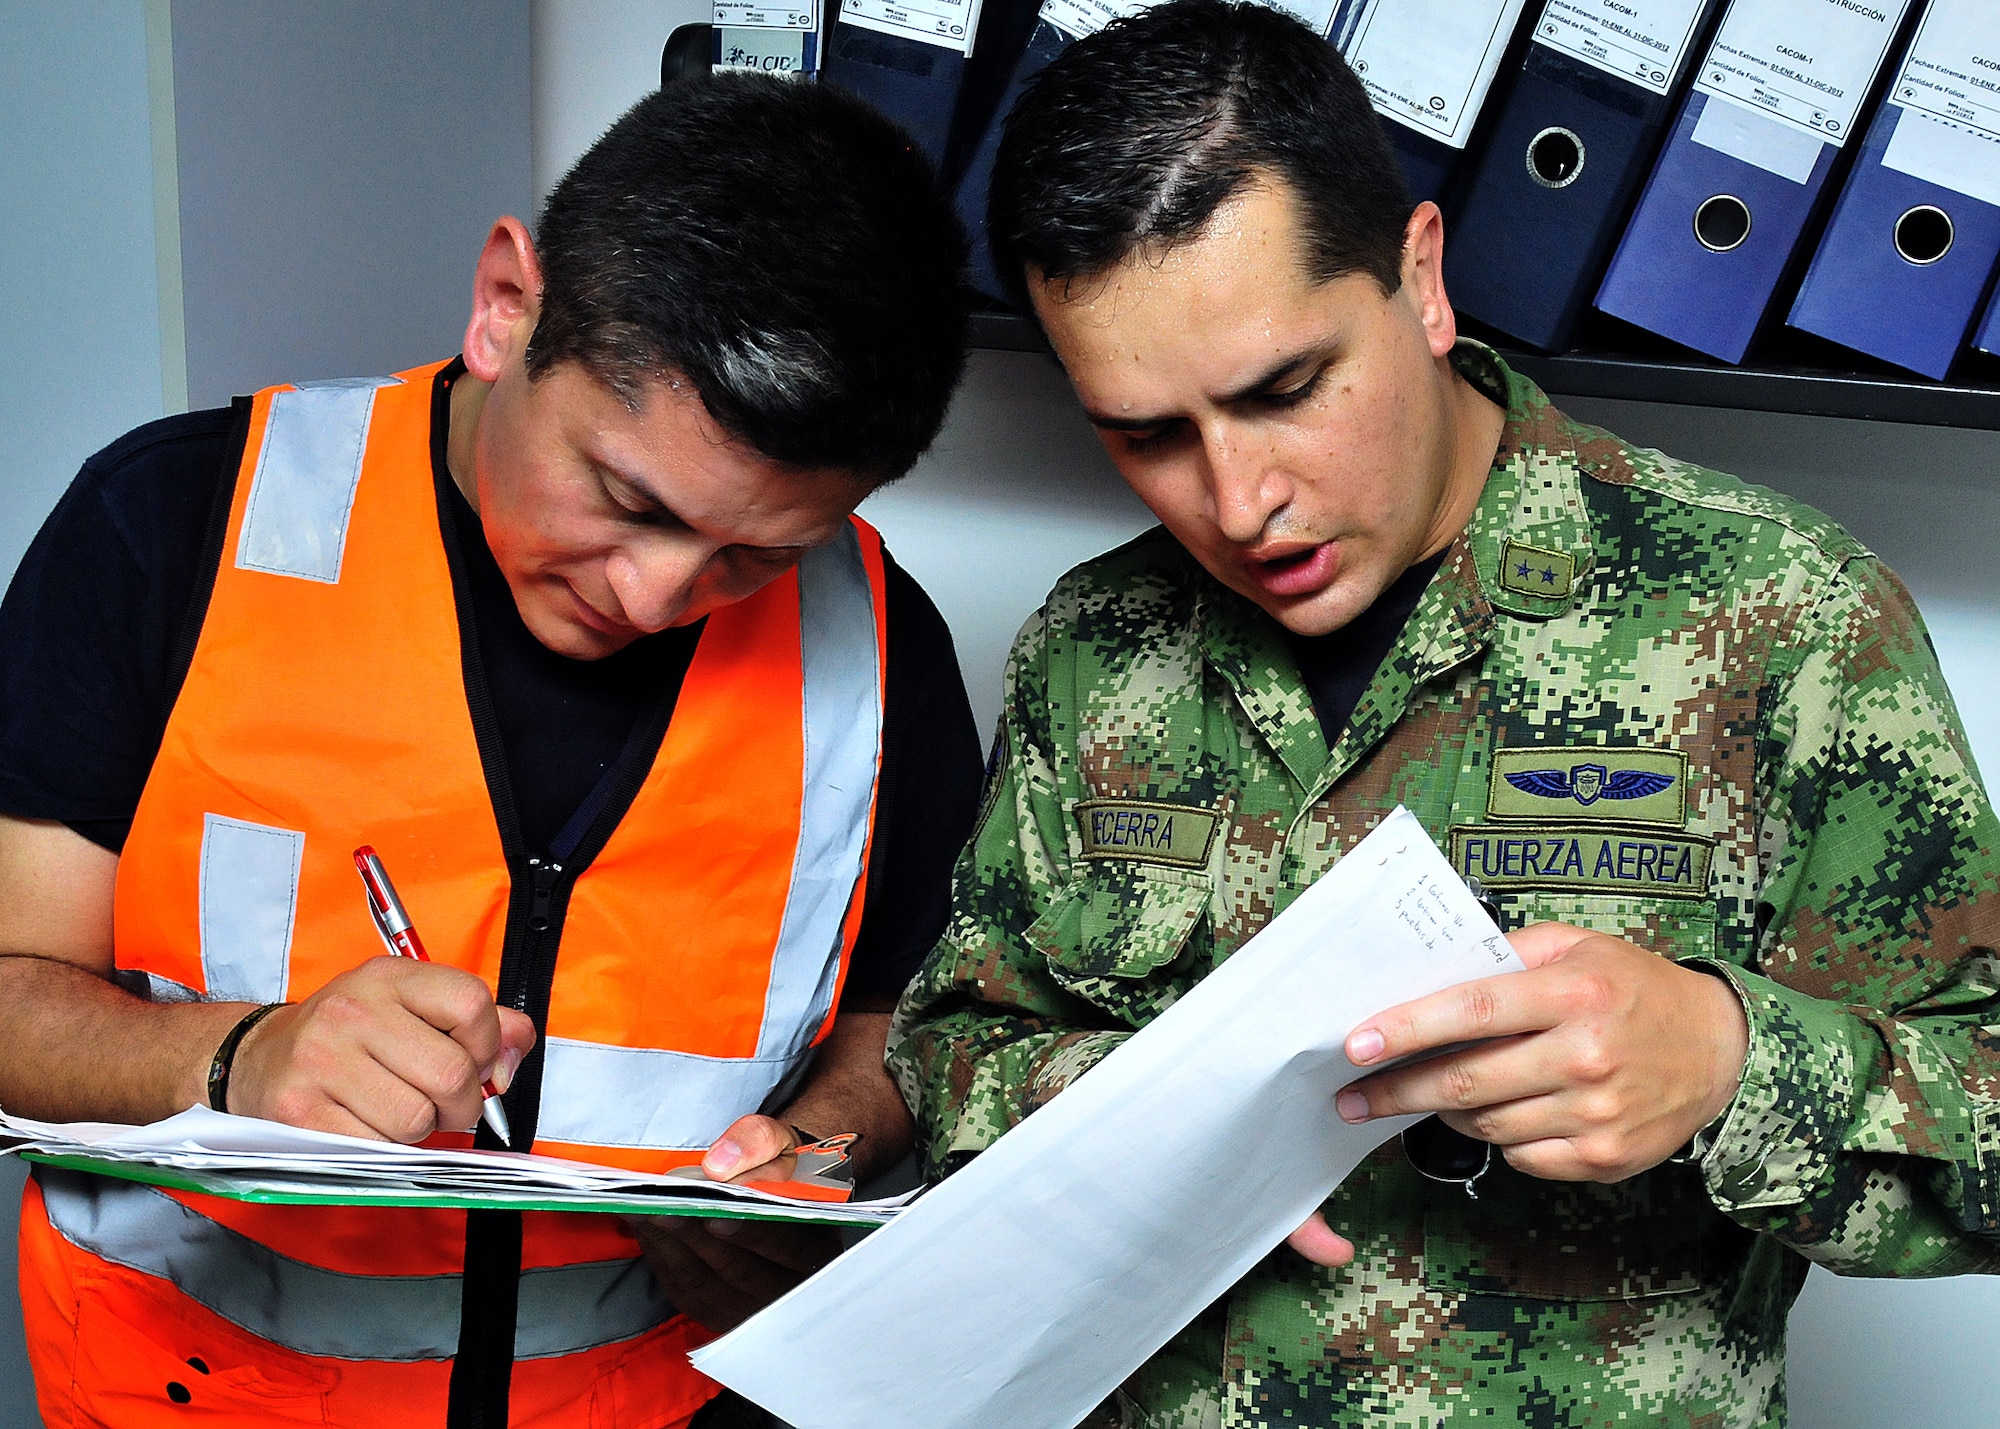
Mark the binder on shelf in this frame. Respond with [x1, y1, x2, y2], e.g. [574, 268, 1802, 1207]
[821, 0, 986, 166]
[955, 0, 1338, 300]
[1978, 279, 2000, 358]
[1328, 0, 1535, 207]
[956, 13, 1067, 298]
[1445, 0, 1722, 352]
[1594, 0, 1916, 364]
[939, 0, 1046, 190]
[1787, 0, 2000, 380]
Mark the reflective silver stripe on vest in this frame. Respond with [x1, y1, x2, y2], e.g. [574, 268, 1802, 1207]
[36, 1168, 675, 1362]
[758, 523, 882, 1060]
[236, 376, 402, 584]
[198, 813, 303, 1003]
[535, 526, 881, 1151]
[536, 1038, 808, 1150]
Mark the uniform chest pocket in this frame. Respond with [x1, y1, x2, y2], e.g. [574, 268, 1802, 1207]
[1500, 889, 1718, 962]
[1026, 864, 1212, 1016]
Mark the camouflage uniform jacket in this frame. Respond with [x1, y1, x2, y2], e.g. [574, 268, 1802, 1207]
[887, 346, 2000, 1428]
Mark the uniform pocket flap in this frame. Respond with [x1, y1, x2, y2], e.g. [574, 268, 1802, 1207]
[1028, 864, 1211, 986]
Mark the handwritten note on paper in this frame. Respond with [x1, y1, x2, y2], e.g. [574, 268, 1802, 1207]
[692, 807, 1523, 1429]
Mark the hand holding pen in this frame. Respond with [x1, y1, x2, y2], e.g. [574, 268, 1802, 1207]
[354, 846, 514, 1145]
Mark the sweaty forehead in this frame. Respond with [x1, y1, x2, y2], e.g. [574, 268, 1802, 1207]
[1038, 184, 1384, 378]
[1036, 268, 1382, 428]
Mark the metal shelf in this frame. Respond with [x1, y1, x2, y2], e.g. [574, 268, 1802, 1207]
[968, 311, 1052, 354]
[967, 311, 2000, 431]
[1501, 350, 2000, 430]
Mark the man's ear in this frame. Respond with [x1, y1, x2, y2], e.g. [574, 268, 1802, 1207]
[462, 217, 543, 384]
[1400, 202, 1459, 360]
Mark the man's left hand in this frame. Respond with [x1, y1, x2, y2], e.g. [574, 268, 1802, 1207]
[1288, 923, 1748, 1269]
[1337, 922, 1749, 1183]
[624, 1114, 841, 1334]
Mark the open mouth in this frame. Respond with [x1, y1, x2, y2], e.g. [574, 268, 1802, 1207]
[1248, 542, 1338, 599]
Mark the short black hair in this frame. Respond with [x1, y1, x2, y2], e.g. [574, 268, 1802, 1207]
[988, 0, 1410, 311]
[529, 73, 969, 480]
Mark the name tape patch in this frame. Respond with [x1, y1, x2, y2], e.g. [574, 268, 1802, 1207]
[1075, 800, 1221, 869]
[1488, 746, 1688, 826]
[1450, 823, 1714, 899]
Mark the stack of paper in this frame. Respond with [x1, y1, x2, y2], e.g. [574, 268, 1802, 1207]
[693, 806, 1524, 1429]
[0, 1106, 911, 1226]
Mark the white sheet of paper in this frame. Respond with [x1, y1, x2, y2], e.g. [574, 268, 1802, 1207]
[1037, 0, 1333, 43]
[714, 0, 818, 34]
[692, 807, 1523, 1429]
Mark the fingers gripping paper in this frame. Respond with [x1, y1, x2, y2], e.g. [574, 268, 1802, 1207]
[691, 807, 1523, 1429]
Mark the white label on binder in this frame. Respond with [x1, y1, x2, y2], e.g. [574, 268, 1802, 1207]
[1337, 0, 1532, 147]
[839, 0, 984, 53]
[1040, 0, 1157, 40]
[1879, 0, 2000, 204]
[1884, 106, 2000, 205]
[1887, 0, 2000, 141]
[714, 0, 817, 33]
[713, 28, 813, 73]
[1534, 0, 1709, 95]
[1691, 88, 1825, 178]
[1274, 0, 1341, 33]
[1040, 0, 1333, 42]
[1694, 0, 1912, 146]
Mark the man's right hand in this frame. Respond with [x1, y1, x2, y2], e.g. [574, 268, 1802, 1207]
[227, 956, 536, 1142]
[0, 813, 536, 1137]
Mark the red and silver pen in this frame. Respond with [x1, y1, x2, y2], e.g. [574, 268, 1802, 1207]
[353, 845, 513, 1146]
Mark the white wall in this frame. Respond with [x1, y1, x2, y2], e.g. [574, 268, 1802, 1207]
[170, 0, 533, 408]
[532, 0, 698, 203]
[0, 3, 168, 1411]
[0, 0, 168, 585]
[861, 350, 1153, 737]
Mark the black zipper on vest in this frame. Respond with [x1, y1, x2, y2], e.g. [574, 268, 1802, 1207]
[427, 365, 686, 1429]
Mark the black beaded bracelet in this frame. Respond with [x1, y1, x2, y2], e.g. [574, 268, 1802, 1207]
[205, 1003, 288, 1113]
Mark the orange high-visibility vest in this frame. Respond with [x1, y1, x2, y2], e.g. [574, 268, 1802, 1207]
[18, 363, 887, 1428]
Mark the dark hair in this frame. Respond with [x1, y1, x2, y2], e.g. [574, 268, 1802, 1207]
[529, 73, 969, 480]
[988, 0, 1410, 311]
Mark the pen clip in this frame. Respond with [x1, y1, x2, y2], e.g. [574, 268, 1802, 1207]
[354, 846, 413, 952]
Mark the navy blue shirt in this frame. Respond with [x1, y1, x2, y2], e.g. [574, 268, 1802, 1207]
[1289, 550, 1449, 753]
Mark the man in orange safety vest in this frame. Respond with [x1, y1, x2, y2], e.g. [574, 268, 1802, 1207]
[0, 73, 980, 1428]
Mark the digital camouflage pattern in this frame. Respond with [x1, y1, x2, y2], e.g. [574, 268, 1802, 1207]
[887, 345, 2000, 1428]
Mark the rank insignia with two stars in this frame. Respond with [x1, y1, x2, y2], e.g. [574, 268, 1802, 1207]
[1497, 539, 1575, 600]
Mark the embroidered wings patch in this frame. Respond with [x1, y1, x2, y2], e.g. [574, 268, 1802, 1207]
[1502, 762, 1675, 807]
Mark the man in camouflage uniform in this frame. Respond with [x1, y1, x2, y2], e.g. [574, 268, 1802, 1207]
[887, 2, 2000, 1425]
